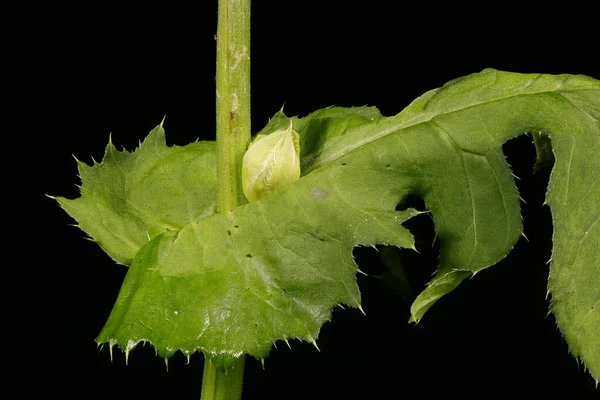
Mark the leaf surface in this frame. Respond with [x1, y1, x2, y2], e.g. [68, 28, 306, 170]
[57, 70, 599, 379]
[55, 123, 217, 265]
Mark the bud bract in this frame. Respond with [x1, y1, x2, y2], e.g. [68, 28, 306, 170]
[242, 122, 301, 202]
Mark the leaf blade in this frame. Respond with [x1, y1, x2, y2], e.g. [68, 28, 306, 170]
[55, 123, 218, 265]
[58, 70, 599, 379]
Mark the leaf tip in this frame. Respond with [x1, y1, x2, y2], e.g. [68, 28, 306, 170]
[108, 340, 116, 363]
[311, 339, 320, 352]
[357, 304, 366, 316]
[518, 195, 527, 205]
[520, 231, 529, 242]
[104, 134, 118, 156]
[72, 154, 91, 172]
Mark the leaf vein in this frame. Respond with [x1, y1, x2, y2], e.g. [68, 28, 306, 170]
[433, 121, 480, 268]
[258, 202, 337, 283]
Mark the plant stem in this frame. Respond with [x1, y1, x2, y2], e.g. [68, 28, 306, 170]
[200, 358, 246, 400]
[216, 0, 251, 212]
[208, 0, 250, 399]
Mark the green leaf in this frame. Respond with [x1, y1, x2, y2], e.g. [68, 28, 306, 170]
[99, 205, 419, 364]
[58, 69, 599, 380]
[54, 122, 217, 265]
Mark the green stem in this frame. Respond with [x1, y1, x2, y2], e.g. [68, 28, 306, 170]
[207, 0, 250, 399]
[201, 358, 246, 400]
[216, 0, 251, 212]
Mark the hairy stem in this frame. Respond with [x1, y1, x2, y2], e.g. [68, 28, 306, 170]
[201, 358, 246, 400]
[207, 0, 250, 398]
[216, 0, 251, 212]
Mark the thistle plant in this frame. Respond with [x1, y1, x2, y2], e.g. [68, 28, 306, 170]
[52, 1, 599, 399]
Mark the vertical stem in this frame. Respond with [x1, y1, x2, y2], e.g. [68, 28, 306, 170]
[205, 0, 250, 399]
[216, 0, 251, 212]
[201, 358, 246, 400]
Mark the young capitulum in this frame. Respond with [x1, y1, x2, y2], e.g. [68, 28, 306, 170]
[242, 121, 301, 202]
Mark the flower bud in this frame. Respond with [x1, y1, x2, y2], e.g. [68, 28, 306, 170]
[242, 122, 301, 202]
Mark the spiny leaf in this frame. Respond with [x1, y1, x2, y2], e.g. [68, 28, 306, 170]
[98, 203, 419, 364]
[54, 123, 217, 265]
[56, 70, 599, 380]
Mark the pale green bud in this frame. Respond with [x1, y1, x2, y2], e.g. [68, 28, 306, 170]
[242, 122, 301, 202]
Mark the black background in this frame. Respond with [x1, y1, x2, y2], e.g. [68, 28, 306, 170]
[16, 1, 599, 399]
